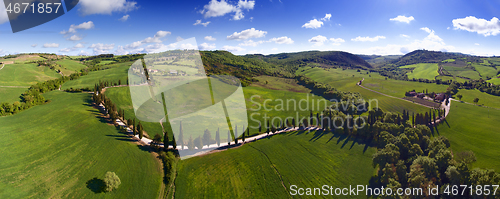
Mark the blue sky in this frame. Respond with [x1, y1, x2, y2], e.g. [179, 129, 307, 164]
[1, 0, 500, 56]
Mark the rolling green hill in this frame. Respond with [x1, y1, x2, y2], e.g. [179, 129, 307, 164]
[0, 63, 60, 86]
[400, 63, 439, 80]
[437, 102, 500, 172]
[0, 91, 162, 198]
[0, 87, 27, 103]
[175, 130, 376, 198]
[55, 59, 87, 75]
[62, 62, 134, 90]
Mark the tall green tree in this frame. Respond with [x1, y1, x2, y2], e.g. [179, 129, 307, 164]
[163, 130, 169, 149]
[138, 122, 144, 139]
[203, 129, 212, 147]
[215, 127, 220, 146]
[188, 136, 194, 151]
[473, 97, 479, 105]
[227, 130, 231, 145]
[179, 121, 184, 150]
[457, 94, 463, 101]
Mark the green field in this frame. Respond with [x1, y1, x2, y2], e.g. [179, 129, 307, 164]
[251, 75, 311, 93]
[437, 102, 500, 171]
[436, 75, 468, 83]
[56, 59, 87, 75]
[296, 67, 430, 114]
[97, 60, 116, 66]
[0, 91, 162, 198]
[0, 63, 60, 86]
[442, 59, 455, 63]
[443, 65, 481, 80]
[62, 62, 134, 90]
[0, 55, 46, 64]
[175, 130, 376, 198]
[0, 87, 27, 103]
[362, 77, 449, 97]
[105, 87, 164, 139]
[400, 63, 439, 80]
[473, 64, 497, 79]
[106, 79, 331, 140]
[454, 89, 500, 109]
[487, 78, 500, 85]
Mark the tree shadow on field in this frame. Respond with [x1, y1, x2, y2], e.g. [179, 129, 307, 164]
[309, 129, 328, 141]
[86, 178, 105, 193]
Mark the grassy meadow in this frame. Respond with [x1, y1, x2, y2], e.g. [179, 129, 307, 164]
[0, 87, 27, 103]
[454, 89, 500, 109]
[296, 67, 430, 114]
[0, 63, 60, 86]
[175, 130, 376, 198]
[55, 59, 87, 75]
[437, 102, 500, 172]
[400, 63, 439, 80]
[0, 91, 162, 198]
[62, 61, 134, 90]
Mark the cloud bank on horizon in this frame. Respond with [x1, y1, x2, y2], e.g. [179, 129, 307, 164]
[0, 0, 500, 56]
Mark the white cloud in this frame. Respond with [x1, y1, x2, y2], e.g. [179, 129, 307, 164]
[56, 43, 85, 53]
[68, 35, 83, 41]
[351, 35, 386, 42]
[238, 36, 293, 46]
[193, 19, 211, 27]
[43, 43, 60, 48]
[199, 43, 216, 50]
[124, 41, 143, 49]
[59, 48, 71, 52]
[0, 0, 8, 25]
[420, 27, 432, 34]
[452, 16, 500, 36]
[200, 0, 255, 20]
[227, 28, 267, 40]
[0, 49, 6, 56]
[248, 49, 263, 54]
[176, 36, 185, 42]
[61, 21, 95, 34]
[390, 15, 415, 24]
[329, 38, 345, 45]
[119, 15, 130, 22]
[205, 36, 216, 41]
[88, 43, 115, 54]
[321, 14, 332, 21]
[400, 34, 410, 38]
[222, 45, 245, 52]
[78, 50, 91, 56]
[155, 30, 171, 38]
[354, 28, 454, 55]
[78, 0, 138, 16]
[269, 36, 294, 44]
[308, 35, 328, 46]
[271, 48, 278, 51]
[475, 43, 480, 46]
[239, 40, 264, 47]
[31, 44, 37, 47]
[302, 19, 323, 29]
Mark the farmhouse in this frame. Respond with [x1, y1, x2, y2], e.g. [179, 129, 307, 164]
[417, 93, 426, 99]
[435, 93, 446, 102]
[405, 91, 417, 97]
[169, 70, 178, 75]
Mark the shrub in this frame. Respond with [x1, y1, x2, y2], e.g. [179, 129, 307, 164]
[104, 171, 121, 192]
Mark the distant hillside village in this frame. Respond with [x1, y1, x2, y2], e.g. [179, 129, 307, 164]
[405, 90, 448, 102]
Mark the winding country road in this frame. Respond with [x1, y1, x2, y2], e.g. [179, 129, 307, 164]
[95, 78, 453, 159]
[357, 78, 439, 109]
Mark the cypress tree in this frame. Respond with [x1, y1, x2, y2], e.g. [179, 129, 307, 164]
[138, 122, 143, 139]
[172, 136, 177, 150]
[227, 130, 231, 145]
[179, 121, 184, 150]
[258, 123, 262, 132]
[163, 130, 169, 149]
[133, 119, 136, 136]
[215, 127, 220, 146]
[234, 125, 238, 144]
